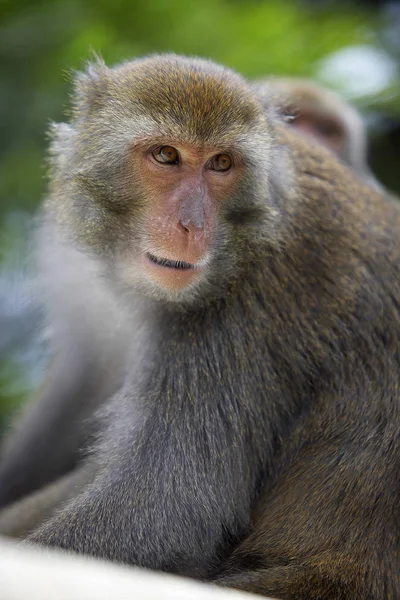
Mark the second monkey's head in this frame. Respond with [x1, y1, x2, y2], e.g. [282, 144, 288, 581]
[48, 54, 294, 305]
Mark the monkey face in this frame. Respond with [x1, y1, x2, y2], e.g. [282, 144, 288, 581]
[251, 77, 368, 175]
[50, 55, 290, 305]
[126, 140, 243, 295]
[109, 133, 282, 305]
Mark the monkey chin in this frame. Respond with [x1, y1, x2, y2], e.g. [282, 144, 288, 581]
[142, 251, 206, 292]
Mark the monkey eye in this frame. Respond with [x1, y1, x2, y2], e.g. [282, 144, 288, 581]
[314, 119, 342, 139]
[152, 146, 179, 164]
[208, 153, 232, 172]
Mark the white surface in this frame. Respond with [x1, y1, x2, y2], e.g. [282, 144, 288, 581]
[0, 537, 268, 600]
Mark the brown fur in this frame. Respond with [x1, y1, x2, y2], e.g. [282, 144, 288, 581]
[0, 55, 399, 599]
[213, 126, 400, 598]
[251, 77, 382, 191]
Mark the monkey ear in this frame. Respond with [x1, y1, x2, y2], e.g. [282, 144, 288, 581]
[72, 54, 110, 117]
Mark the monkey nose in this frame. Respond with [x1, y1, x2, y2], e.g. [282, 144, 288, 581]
[155, 218, 208, 266]
[177, 219, 205, 240]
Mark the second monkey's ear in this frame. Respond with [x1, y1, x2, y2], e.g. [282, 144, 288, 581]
[72, 54, 111, 118]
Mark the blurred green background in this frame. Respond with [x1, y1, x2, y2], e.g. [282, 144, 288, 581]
[1, 0, 400, 430]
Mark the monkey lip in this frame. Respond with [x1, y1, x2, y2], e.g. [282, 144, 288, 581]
[143, 251, 207, 291]
[145, 252, 197, 271]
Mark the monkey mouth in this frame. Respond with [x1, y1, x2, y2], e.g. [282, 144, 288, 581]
[143, 251, 208, 291]
[146, 252, 197, 270]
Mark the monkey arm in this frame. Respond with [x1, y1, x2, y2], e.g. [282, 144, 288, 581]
[214, 389, 398, 599]
[215, 558, 372, 600]
[0, 464, 94, 538]
[0, 350, 116, 508]
[26, 392, 262, 579]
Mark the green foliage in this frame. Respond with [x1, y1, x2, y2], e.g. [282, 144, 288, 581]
[0, 0, 384, 219]
[0, 358, 28, 432]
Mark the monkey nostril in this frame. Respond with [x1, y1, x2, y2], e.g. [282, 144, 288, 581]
[179, 220, 191, 234]
[178, 220, 201, 236]
[178, 218, 205, 236]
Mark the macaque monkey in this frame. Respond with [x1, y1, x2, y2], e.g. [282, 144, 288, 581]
[0, 54, 399, 599]
[0, 76, 379, 512]
[0, 221, 131, 507]
[251, 77, 381, 189]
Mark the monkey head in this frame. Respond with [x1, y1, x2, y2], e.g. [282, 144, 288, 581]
[48, 55, 292, 305]
[251, 77, 368, 175]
